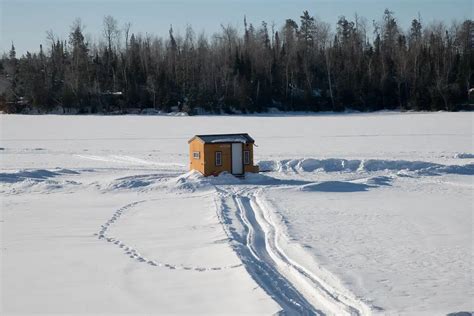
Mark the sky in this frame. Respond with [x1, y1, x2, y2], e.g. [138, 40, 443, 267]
[1, 0, 471, 55]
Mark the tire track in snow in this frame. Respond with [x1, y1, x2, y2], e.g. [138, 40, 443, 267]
[215, 187, 321, 315]
[95, 199, 242, 272]
[216, 186, 372, 315]
[251, 192, 372, 315]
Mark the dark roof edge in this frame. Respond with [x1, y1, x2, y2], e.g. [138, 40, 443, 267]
[188, 133, 255, 144]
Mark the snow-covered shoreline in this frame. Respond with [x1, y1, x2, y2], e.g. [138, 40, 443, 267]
[2, 109, 472, 118]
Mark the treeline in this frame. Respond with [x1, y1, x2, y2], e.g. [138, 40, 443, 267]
[1, 10, 473, 114]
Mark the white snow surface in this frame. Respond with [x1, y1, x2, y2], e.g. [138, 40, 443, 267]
[209, 137, 248, 143]
[1, 112, 473, 315]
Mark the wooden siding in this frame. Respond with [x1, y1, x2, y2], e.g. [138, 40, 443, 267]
[243, 143, 259, 173]
[189, 139, 259, 176]
[204, 143, 232, 176]
[189, 139, 205, 174]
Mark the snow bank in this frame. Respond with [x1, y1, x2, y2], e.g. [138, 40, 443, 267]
[365, 175, 393, 186]
[454, 152, 474, 159]
[0, 168, 79, 183]
[107, 173, 175, 191]
[301, 181, 372, 192]
[172, 170, 314, 192]
[0, 168, 81, 194]
[259, 158, 474, 175]
[299, 176, 394, 193]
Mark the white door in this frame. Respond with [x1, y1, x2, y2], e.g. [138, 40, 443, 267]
[231, 143, 243, 175]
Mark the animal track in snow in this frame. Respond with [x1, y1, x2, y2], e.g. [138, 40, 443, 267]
[95, 200, 242, 272]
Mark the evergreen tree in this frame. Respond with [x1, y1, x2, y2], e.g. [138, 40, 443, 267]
[0, 12, 471, 114]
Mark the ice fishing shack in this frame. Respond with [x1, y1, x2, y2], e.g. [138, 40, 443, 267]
[188, 133, 259, 176]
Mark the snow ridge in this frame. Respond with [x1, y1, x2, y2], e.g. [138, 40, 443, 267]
[0, 168, 81, 194]
[259, 158, 474, 175]
[454, 152, 474, 159]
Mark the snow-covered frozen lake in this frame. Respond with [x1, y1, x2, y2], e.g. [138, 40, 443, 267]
[1, 112, 472, 315]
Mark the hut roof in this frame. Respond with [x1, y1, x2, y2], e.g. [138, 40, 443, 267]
[189, 133, 255, 144]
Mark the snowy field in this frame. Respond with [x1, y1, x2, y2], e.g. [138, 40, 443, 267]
[1, 112, 473, 315]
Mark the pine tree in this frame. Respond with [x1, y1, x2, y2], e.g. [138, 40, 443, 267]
[0, 12, 471, 114]
[9, 43, 16, 59]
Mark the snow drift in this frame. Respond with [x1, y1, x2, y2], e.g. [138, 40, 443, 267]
[259, 158, 474, 175]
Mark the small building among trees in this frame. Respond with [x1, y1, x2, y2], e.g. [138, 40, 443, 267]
[188, 133, 259, 176]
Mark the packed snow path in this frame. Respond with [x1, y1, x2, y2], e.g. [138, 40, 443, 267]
[215, 186, 371, 316]
[217, 188, 319, 315]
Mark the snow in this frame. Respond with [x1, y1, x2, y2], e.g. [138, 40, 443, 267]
[1, 112, 473, 315]
[194, 133, 254, 144]
[263, 173, 472, 315]
[455, 152, 474, 159]
[259, 158, 474, 175]
[209, 137, 247, 143]
[1, 173, 279, 314]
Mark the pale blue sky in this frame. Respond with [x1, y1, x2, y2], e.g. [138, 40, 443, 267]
[1, 0, 471, 55]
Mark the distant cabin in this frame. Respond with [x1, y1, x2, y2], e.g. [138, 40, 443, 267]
[188, 133, 259, 176]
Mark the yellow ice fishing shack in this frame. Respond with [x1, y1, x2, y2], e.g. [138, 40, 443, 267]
[188, 133, 259, 176]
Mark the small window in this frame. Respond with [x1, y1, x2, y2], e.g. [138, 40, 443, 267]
[193, 151, 200, 160]
[215, 151, 222, 166]
[244, 150, 250, 165]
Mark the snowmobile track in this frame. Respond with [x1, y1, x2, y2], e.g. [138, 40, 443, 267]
[216, 186, 372, 315]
